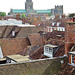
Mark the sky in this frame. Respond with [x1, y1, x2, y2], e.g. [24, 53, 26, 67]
[0, 0, 75, 15]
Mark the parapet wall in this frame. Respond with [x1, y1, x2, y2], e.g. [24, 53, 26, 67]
[0, 58, 62, 75]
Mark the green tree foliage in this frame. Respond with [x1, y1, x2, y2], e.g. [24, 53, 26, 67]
[8, 13, 10, 15]
[0, 16, 2, 20]
[48, 13, 52, 16]
[21, 14, 26, 18]
[1, 12, 6, 17]
[69, 13, 75, 18]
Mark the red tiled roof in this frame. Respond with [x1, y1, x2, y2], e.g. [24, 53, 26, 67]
[30, 46, 44, 59]
[29, 39, 65, 59]
[46, 30, 65, 40]
[16, 48, 27, 56]
[51, 18, 66, 27]
[28, 33, 43, 46]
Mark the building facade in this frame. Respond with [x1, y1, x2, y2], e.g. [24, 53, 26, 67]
[55, 5, 63, 15]
[25, 0, 33, 12]
[9, 0, 63, 16]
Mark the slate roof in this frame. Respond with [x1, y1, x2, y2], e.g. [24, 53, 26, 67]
[0, 25, 42, 38]
[16, 27, 41, 38]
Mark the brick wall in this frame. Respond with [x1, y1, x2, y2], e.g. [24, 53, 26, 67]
[65, 23, 75, 55]
[0, 38, 30, 57]
[69, 55, 71, 64]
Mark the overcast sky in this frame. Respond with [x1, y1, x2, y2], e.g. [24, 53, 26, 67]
[0, 0, 75, 15]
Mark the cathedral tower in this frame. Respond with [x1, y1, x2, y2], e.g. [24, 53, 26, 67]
[25, 0, 33, 12]
[55, 5, 63, 15]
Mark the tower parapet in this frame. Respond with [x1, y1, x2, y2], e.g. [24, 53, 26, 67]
[25, 0, 33, 12]
[55, 5, 63, 15]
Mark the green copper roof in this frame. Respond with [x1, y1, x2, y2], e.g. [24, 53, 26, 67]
[11, 9, 51, 14]
[35, 9, 51, 14]
[11, 9, 26, 13]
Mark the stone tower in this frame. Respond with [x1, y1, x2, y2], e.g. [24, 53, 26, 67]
[25, 0, 33, 12]
[55, 5, 63, 15]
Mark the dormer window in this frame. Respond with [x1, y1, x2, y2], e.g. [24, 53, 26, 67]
[68, 51, 75, 66]
[57, 22, 61, 26]
[12, 31, 15, 37]
[38, 24, 40, 26]
[71, 55, 74, 64]
[44, 44, 59, 58]
[52, 22, 56, 26]
[60, 15, 62, 19]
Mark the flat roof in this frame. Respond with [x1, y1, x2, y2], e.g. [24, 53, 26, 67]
[68, 51, 75, 55]
[6, 54, 30, 62]
[45, 44, 58, 48]
[17, 24, 36, 27]
[0, 24, 36, 27]
[0, 58, 6, 61]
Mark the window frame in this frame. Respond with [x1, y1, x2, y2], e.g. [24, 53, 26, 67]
[71, 55, 75, 64]
[45, 46, 53, 54]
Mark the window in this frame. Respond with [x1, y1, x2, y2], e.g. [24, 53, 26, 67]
[57, 22, 61, 26]
[62, 29, 63, 31]
[60, 11, 61, 13]
[52, 22, 56, 26]
[49, 48, 52, 52]
[45, 47, 53, 53]
[45, 47, 49, 52]
[60, 15, 62, 19]
[58, 28, 60, 31]
[71, 55, 74, 64]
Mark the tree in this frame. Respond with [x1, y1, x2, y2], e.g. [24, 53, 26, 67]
[48, 13, 52, 16]
[69, 13, 75, 18]
[21, 14, 26, 18]
[1, 12, 6, 17]
[8, 13, 10, 15]
[0, 16, 2, 20]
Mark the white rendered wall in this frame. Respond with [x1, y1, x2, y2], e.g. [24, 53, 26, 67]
[0, 46, 3, 59]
